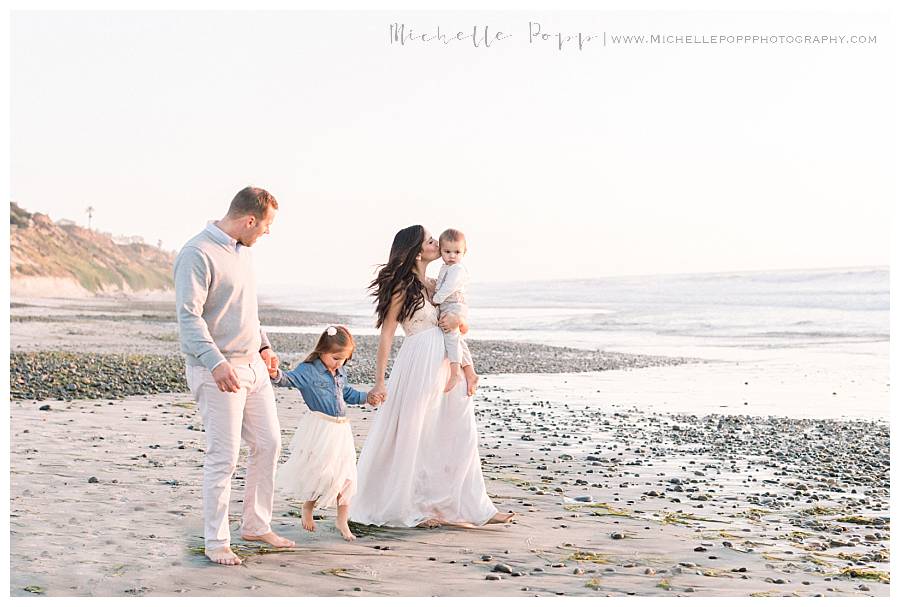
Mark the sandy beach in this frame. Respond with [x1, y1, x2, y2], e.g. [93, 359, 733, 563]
[8, 297, 890, 597]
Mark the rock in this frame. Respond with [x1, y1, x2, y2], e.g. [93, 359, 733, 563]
[485, 574, 501, 581]
[481, 555, 493, 562]
[39, 404, 51, 411]
[492, 563, 513, 574]
[88, 476, 99, 483]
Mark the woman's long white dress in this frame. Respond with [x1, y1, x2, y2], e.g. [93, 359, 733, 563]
[349, 296, 498, 527]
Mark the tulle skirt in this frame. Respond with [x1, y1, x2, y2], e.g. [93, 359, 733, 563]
[349, 326, 498, 527]
[276, 411, 357, 508]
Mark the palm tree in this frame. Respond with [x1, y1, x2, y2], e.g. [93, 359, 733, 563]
[85, 206, 95, 230]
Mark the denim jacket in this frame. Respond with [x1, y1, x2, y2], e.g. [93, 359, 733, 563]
[271, 357, 367, 418]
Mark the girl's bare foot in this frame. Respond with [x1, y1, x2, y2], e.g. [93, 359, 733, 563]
[463, 367, 479, 396]
[336, 503, 355, 541]
[205, 546, 242, 566]
[335, 519, 356, 541]
[239, 531, 296, 547]
[487, 511, 516, 524]
[301, 501, 317, 532]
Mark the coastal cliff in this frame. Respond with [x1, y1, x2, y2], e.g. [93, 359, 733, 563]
[10, 202, 174, 297]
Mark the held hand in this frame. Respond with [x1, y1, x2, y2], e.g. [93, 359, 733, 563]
[369, 384, 387, 405]
[366, 391, 383, 407]
[438, 313, 461, 333]
[459, 321, 469, 335]
[211, 362, 241, 393]
[260, 349, 279, 376]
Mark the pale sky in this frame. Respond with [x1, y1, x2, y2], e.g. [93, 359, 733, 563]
[10, 9, 895, 288]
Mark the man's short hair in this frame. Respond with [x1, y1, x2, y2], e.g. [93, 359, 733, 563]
[227, 186, 278, 220]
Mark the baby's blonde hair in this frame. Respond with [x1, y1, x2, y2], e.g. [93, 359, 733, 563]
[439, 228, 467, 253]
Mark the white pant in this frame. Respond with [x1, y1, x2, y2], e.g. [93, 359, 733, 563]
[186, 357, 281, 550]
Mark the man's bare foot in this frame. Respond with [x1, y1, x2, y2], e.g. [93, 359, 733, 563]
[205, 546, 242, 566]
[463, 367, 479, 396]
[486, 511, 516, 524]
[239, 531, 296, 547]
[416, 518, 443, 528]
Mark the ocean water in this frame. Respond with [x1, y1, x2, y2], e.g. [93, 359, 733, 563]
[259, 266, 890, 420]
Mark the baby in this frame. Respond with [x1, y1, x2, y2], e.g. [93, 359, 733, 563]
[432, 228, 477, 394]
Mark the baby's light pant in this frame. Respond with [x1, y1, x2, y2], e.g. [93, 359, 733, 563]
[440, 302, 468, 364]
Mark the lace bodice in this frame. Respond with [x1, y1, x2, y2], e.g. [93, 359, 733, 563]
[400, 292, 439, 337]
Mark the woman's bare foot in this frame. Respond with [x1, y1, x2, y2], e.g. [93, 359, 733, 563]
[205, 546, 242, 566]
[300, 501, 316, 532]
[486, 511, 516, 524]
[336, 504, 355, 541]
[416, 518, 443, 528]
[240, 531, 296, 547]
[463, 366, 479, 396]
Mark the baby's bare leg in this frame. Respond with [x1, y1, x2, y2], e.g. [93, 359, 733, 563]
[462, 365, 479, 396]
[445, 362, 461, 392]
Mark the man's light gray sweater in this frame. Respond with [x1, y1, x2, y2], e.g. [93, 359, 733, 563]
[174, 222, 270, 371]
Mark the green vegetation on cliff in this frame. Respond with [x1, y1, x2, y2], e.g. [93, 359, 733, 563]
[10, 202, 175, 293]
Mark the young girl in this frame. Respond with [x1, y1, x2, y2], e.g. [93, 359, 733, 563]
[269, 325, 381, 541]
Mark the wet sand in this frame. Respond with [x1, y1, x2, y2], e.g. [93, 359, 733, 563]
[8, 298, 890, 597]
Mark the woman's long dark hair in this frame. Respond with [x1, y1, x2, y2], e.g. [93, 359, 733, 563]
[370, 225, 426, 328]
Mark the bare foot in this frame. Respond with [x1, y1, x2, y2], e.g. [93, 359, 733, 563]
[487, 511, 516, 524]
[444, 372, 460, 393]
[463, 367, 479, 396]
[416, 518, 444, 528]
[240, 531, 296, 547]
[205, 546, 242, 566]
[300, 501, 316, 532]
[335, 520, 356, 541]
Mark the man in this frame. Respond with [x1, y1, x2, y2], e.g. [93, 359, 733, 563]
[174, 186, 295, 566]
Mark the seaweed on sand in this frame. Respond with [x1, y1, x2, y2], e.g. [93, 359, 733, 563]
[839, 568, 889, 583]
[584, 578, 602, 590]
[568, 551, 611, 564]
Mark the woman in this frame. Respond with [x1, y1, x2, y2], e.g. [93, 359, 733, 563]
[349, 226, 514, 528]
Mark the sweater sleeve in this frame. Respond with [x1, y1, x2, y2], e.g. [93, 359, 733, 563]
[174, 247, 226, 371]
[432, 264, 467, 304]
